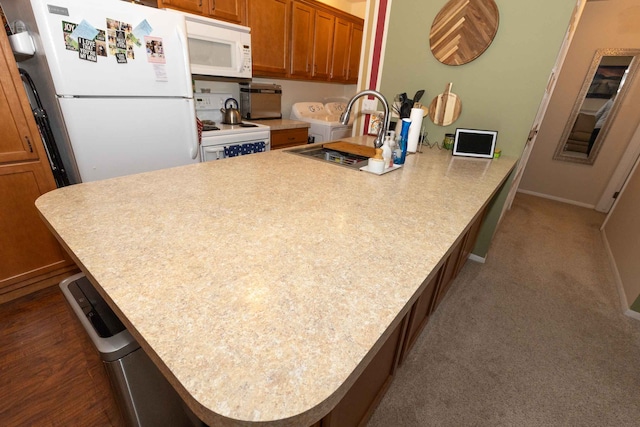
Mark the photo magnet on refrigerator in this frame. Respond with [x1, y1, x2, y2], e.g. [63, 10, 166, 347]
[62, 21, 78, 51]
[95, 30, 107, 57]
[78, 37, 97, 62]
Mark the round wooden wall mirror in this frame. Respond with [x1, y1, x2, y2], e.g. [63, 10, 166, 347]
[430, 0, 500, 66]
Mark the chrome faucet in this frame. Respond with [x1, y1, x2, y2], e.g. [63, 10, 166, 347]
[340, 90, 390, 148]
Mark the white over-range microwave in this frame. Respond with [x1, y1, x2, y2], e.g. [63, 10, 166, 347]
[180, 12, 252, 79]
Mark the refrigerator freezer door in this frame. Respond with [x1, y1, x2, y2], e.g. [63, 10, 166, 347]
[58, 97, 199, 182]
[30, 0, 192, 97]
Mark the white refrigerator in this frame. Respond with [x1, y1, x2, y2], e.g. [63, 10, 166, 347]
[5, 0, 199, 182]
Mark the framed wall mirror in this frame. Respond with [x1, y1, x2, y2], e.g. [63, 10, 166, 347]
[553, 48, 640, 165]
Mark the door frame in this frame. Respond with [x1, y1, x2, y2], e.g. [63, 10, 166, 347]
[596, 121, 640, 212]
[502, 0, 586, 216]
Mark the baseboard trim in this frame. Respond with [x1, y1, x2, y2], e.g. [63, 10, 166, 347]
[516, 189, 596, 210]
[600, 229, 640, 321]
[624, 309, 640, 321]
[468, 254, 486, 264]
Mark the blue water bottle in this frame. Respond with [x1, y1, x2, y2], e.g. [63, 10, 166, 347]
[394, 118, 411, 165]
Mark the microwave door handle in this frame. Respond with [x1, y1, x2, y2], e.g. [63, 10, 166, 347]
[237, 43, 244, 73]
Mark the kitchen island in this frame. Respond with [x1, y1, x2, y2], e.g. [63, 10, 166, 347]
[36, 136, 516, 426]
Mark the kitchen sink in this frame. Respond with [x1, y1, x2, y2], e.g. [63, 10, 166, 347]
[286, 144, 370, 170]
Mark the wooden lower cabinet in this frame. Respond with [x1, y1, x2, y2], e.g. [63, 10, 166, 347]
[431, 236, 465, 313]
[321, 316, 407, 427]
[271, 127, 309, 149]
[399, 265, 443, 364]
[455, 208, 488, 277]
[0, 29, 77, 303]
[313, 209, 489, 426]
[0, 163, 77, 303]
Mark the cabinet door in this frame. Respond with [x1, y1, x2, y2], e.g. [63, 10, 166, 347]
[323, 316, 406, 426]
[249, 0, 290, 77]
[329, 17, 350, 82]
[311, 9, 334, 80]
[208, 0, 246, 24]
[347, 21, 363, 83]
[289, 1, 314, 79]
[431, 236, 465, 312]
[454, 207, 488, 277]
[399, 265, 443, 364]
[0, 163, 73, 294]
[158, 0, 206, 15]
[0, 32, 39, 164]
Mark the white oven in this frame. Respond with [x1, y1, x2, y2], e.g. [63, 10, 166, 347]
[200, 125, 270, 161]
[180, 12, 252, 79]
[196, 93, 270, 161]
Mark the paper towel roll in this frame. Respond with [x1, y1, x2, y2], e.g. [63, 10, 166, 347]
[407, 107, 423, 153]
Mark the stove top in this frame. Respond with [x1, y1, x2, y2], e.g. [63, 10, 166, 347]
[201, 121, 270, 137]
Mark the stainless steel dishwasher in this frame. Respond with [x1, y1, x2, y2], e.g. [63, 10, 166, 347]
[59, 273, 203, 427]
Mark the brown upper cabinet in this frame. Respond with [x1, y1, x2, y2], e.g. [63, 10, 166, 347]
[249, 0, 363, 83]
[289, 0, 313, 79]
[310, 8, 334, 80]
[158, 0, 246, 25]
[347, 21, 363, 83]
[329, 16, 350, 82]
[249, 0, 291, 77]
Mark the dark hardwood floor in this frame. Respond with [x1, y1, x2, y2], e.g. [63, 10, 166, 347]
[0, 285, 123, 426]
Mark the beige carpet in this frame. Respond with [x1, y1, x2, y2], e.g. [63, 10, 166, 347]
[367, 193, 640, 426]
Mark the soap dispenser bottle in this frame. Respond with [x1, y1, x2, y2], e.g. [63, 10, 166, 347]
[381, 134, 393, 168]
[394, 118, 411, 165]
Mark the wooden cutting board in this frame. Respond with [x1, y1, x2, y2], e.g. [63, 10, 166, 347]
[323, 142, 376, 158]
[429, 83, 462, 126]
[429, 0, 499, 66]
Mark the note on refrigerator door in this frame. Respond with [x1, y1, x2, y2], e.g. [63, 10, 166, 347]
[69, 19, 98, 42]
[145, 35, 167, 80]
[152, 64, 168, 82]
[133, 19, 153, 40]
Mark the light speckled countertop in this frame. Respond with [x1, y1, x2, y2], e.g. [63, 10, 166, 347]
[36, 137, 515, 426]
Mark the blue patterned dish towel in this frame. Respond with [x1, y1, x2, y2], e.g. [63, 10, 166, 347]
[224, 142, 267, 158]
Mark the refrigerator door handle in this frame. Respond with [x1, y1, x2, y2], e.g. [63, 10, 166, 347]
[175, 24, 193, 96]
[190, 122, 199, 159]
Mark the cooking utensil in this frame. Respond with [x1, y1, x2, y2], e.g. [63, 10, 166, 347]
[400, 97, 413, 118]
[221, 97, 242, 124]
[412, 90, 425, 105]
[428, 83, 462, 126]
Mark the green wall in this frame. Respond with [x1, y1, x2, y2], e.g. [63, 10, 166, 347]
[631, 295, 640, 314]
[380, 0, 577, 257]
